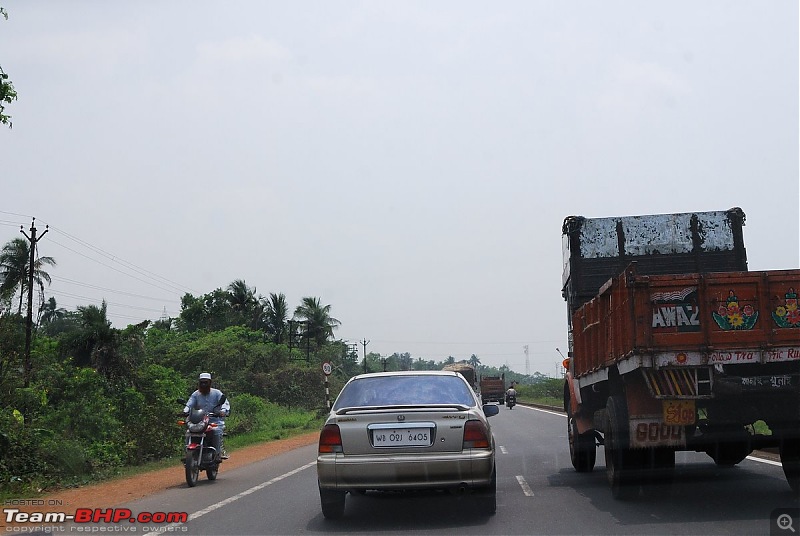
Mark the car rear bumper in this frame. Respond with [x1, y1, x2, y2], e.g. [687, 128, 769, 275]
[317, 450, 495, 490]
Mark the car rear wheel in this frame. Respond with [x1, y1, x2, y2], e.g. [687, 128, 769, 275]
[473, 468, 497, 515]
[319, 486, 346, 520]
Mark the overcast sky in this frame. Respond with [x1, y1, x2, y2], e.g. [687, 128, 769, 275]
[1, 2, 797, 375]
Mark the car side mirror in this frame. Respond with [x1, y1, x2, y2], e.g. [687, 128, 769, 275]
[483, 404, 500, 417]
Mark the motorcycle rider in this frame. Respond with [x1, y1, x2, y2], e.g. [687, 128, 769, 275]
[183, 372, 230, 460]
[505, 385, 517, 405]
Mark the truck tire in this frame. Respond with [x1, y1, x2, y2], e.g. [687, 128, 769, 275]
[708, 441, 751, 466]
[645, 447, 675, 483]
[568, 406, 596, 472]
[780, 437, 800, 493]
[604, 395, 643, 499]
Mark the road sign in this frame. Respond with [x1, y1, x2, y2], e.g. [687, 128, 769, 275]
[322, 361, 332, 376]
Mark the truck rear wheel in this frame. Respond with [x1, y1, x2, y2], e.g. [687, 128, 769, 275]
[604, 395, 642, 499]
[568, 406, 596, 472]
[780, 437, 800, 493]
[708, 441, 751, 466]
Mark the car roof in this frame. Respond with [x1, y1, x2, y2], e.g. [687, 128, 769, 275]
[350, 370, 459, 380]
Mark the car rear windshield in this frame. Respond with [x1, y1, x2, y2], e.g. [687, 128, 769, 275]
[333, 375, 476, 409]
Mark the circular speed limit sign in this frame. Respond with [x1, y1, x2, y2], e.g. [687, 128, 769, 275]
[322, 361, 332, 376]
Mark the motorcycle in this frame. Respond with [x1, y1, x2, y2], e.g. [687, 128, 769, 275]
[506, 394, 516, 409]
[178, 396, 226, 487]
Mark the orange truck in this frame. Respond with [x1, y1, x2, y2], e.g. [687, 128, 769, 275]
[479, 374, 506, 405]
[561, 208, 799, 498]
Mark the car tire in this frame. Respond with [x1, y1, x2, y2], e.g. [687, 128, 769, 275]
[474, 467, 497, 515]
[319, 485, 346, 520]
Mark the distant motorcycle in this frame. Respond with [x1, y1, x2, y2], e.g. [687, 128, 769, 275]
[506, 394, 516, 409]
[178, 395, 226, 487]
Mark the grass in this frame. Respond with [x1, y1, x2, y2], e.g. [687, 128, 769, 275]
[1, 405, 324, 501]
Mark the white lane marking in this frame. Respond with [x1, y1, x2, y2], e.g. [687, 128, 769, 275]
[499, 446, 508, 454]
[519, 405, 566, 418]
[516, 475, 534, 497]
[746, 455, 783, 467]
[144, 461, 315, 536]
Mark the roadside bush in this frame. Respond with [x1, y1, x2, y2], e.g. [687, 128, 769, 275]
[225, 393, 267, 435]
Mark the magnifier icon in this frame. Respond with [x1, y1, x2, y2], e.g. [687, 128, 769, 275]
[778, 514, 796, 533]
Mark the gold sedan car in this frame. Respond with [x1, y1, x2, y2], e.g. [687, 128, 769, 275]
[317, 370, 500, 519]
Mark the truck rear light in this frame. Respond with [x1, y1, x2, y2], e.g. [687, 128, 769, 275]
[463, 420, 491, 449]
[319, 424, 343, 453]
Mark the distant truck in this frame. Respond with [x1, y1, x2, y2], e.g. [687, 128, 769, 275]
[442, 362, 477, 391]
[479, 374, 506, 405]
[561, 208, 800, 498]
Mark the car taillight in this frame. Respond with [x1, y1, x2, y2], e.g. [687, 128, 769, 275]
[463, 420, 491, 449]
[318, 424, 343, 454]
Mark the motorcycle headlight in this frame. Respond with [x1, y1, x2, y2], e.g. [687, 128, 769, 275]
[188, 422, 206, 433]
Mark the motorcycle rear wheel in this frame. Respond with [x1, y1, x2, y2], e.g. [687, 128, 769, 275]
[185, 451, 200, 487]
[206, 464, 218, 481]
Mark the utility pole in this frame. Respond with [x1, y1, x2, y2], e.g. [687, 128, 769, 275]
[361, 338, 370, 374]
[20, 218, 48, 388]
[523, 345, 529, 376]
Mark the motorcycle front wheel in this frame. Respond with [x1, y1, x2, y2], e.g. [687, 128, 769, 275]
[185, 450, 200, 487]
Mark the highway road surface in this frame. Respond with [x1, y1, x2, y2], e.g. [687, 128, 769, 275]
[30, 404, 800, 535]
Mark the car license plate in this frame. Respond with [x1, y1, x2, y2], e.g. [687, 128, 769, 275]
[372, 428, 432, 448]
[663, 400, 695, 425]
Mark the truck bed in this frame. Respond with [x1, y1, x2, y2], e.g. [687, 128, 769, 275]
[572, 265, 800, 380]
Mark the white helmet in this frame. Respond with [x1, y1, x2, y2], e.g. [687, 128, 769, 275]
[199, 372, 212, 381]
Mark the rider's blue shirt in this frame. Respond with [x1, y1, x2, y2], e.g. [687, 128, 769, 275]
[183, 388, 230, 430]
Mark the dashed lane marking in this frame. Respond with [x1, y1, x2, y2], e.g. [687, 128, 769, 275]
[516, 475, 534, 497]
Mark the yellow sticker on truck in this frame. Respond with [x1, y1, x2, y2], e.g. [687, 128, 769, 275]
[663, 400, 695, 425]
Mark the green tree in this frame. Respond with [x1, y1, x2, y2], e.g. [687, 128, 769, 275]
[227, 279, 264, 329]
[60, 301, 124, 380]
[38, 296, 66, 327]
[468, 354, 481, 369]
[264, 292, 289, 343]
[0, 237, 56, 315]
[293, 297, 340, 347]
[0, 8, 17, 128]
[177, 289, 232, 332]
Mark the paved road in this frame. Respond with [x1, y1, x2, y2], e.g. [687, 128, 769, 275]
[41, 405, 800, 535]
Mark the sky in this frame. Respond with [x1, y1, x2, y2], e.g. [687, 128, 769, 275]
[1, 1, 798, 376]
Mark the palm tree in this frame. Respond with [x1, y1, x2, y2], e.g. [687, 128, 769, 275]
[293, 297, 341, 347]
[39, 296, 66, 326]
[227, 279, 257, 312]
[265, 292, 289, 343]
[227, 279, 267, 329]
[468, 354, 481, 370]
[67, 300, 126, 379]
[0, 237, 56, 315]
